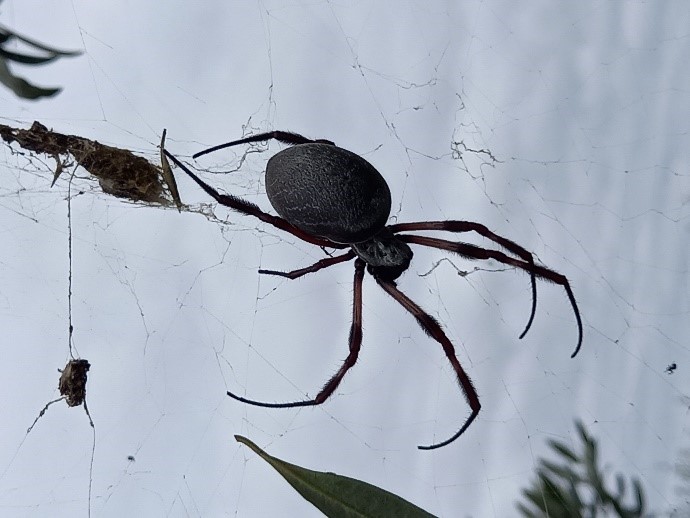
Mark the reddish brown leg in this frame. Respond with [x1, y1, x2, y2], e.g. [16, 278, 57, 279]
[227, 259, 366, 407]
[164, 150, 346, 249]
[259, 250, 356, 279]
[193, 131, 335, 159]
[401, 234, 583, 357]
[375, 277, 481, 450]
[389, 221, 538, 338]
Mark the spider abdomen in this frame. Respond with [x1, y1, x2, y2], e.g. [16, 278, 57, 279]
[265, 143, 391, 244]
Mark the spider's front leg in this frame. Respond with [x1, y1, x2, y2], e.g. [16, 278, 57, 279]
[193, 131, 335, 159]
[163, 150, 346, 249]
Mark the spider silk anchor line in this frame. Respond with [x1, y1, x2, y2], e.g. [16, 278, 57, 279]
[164, 130, 583, 450]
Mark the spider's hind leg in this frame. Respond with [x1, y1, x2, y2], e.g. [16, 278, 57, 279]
[375, 276, 481, 450]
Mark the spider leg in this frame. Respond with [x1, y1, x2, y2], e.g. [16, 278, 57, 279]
[164, 150, 346, 249]
[193, 131, 335, 159]
[400, 234, 583, 357]
[389, 221, 537, 339]
[226, 259, 366, 408]
[259, 250, 356, 279]
[375, 277, 481, 450]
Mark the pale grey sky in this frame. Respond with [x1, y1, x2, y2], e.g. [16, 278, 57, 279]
[0, 1, 688, 516]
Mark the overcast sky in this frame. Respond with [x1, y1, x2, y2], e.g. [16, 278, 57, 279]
[0, 1, 688, 517]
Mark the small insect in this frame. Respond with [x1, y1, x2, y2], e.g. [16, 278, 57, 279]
[127, 455, 136, 462]
[26, 358, 93, 435]
[164, 131, 583, 450]
[59, 359, 91, 407]
[666, 363, 677, 374]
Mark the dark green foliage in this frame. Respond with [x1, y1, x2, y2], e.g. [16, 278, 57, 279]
[0, 24, 81, 99]
[235, 435, 437, 518]
[517, 421, 646, 518]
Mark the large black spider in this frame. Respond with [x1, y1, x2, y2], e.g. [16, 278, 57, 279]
[164, 131, 583, 450]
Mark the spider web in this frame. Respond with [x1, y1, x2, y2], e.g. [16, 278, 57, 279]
[0, 1, 688, 516]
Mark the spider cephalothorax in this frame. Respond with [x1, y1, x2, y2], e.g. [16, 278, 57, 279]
[164, 130, 583, 450]
[351, 228, 413, 280]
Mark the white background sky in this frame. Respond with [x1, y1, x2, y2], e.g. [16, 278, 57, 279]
[0, 1, 688, 517]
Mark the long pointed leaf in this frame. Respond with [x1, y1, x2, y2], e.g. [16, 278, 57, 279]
[0, 25, 81, 56]
[0, 58, 59, 99]
[236, 435, 437, 518]
[0, 48, 61, 65]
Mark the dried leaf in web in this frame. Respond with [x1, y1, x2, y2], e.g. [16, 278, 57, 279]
[0, 121, 174, 205]
[159, 128, 182, 211]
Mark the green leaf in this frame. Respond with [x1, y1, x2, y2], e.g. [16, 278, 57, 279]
[235, 435, 437, 518]
[0, 24, 81, 99]
[516, 420, 649, 517]
[514, 502, 539, 518]
[632, 478, 645, 515]
[0, 47, 61, 65]
[540, 459, 580, 483]
[0, 57, 60, 99]
[547, 439, 579, 464]
[0, 25, 81, 57]
[521, 472, 580, 517]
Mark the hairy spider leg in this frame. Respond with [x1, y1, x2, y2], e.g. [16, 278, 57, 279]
[259, 250, 357, 279]
[400, 234, 583, 357]
[193, 130, 335, 159]
[389, 221, 538, 339]
[375, 277, 480, 450]
[226, 259, 367, 407]
[163, 150, 346, 249]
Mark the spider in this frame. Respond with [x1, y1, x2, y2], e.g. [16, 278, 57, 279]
[163, 131, 583, 450]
